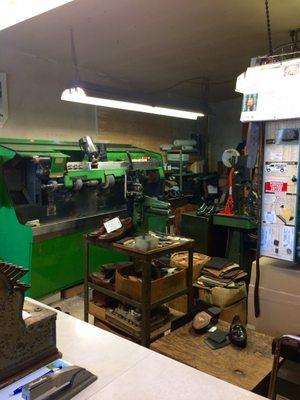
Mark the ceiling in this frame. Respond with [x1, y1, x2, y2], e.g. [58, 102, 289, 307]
[0, 0, 299, 102]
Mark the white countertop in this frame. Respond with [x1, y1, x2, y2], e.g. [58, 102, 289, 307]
[31, 299, 265, 400]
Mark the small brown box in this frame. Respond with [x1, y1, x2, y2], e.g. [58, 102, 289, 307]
[220, 298, 247, 325]
[115, 265, 186, 304]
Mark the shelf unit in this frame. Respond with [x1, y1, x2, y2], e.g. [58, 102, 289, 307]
[83, 236, 194, 347]
[163, 149, 200, 191]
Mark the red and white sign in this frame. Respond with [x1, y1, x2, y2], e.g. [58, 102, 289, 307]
[265, 181, 288, 193]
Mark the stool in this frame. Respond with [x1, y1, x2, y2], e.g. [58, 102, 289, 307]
[268, 334, 300, 399]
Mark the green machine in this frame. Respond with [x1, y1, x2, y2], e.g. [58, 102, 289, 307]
[0, 137, 168, 298]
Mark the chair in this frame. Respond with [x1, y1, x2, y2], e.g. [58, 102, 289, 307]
[268, 334, 300, 399]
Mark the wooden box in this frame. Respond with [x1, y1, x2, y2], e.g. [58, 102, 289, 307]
[115, 265, 186, 304]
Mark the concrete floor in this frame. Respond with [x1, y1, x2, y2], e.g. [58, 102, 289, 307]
[50, 294, 94, 324]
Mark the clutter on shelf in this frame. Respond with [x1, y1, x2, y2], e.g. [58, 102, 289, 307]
[194, 256, 248, 324]
[196, 257, 247, 288]
[89, 217, 133, 242]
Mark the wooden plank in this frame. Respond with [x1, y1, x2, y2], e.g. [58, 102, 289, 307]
[89, 302, 106, 321]
[151, 321, 273, 392]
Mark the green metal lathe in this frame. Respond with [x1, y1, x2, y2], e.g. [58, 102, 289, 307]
[0, 137, 169, 298]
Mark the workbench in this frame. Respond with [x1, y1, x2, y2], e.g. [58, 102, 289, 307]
[83, 235, 195, 347]
[151, 320, 273, 395]
[180, 211, 227, 256]
[212, 214, 257, 279]
[23, 298, 266, 400]
[181, 212, 257, 275]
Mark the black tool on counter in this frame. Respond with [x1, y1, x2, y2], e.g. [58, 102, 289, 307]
[205, 329, 230, 350]
[21, 366, 97, 400]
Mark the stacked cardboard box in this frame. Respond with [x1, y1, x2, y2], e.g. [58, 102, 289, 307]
[196, 257, 248, 324]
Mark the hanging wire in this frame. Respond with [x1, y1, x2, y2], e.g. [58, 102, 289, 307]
[264, 0, 273, 56]
[70, 26, 80, 82]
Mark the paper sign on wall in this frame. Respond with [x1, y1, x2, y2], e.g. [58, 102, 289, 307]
[265, 181, 287, 193]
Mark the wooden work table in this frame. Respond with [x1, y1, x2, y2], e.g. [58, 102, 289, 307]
[151, 320, 273, 394]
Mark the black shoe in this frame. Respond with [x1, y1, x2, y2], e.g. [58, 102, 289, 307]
[197, 204, 209, 216]
[196, 203, 206, 215]
[205, 205, 216, 217]
[229, 315, 247, 348]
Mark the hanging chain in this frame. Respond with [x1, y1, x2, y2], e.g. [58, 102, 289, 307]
[70, 26, 80, 82]
[265, 0, 273, 55]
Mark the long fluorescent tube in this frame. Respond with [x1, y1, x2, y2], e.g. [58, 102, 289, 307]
[61, 86, 204, 120]
[0, 0, 74, 31]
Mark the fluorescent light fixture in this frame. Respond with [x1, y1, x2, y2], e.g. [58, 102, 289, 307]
[0, 0, 74, 31]
[61, 82, 205, 120]
[235, 72, 247, 93]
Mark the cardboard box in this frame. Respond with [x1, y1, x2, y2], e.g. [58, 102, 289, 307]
[115, 265, 186, 304]
[197, 283, 247, 309]
[220, 298, 247, 325]
[248, 257, 300, 336]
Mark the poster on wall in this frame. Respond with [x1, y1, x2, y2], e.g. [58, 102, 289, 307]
[236, 58, 300, 122]
[0, 72, 8, 128]
[260, 119, 300, 262]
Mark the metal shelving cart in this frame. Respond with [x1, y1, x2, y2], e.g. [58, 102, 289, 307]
[83, 235, 194, 347]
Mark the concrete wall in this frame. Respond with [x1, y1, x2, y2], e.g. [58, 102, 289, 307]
[98, 108, 196, 152]
[0, 44, 195, 149]
[208, 97, 243, 171]
[0, 45, 96, 141]
[0, 44, 241, 159]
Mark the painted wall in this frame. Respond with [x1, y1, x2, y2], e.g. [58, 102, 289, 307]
[209, 97, 243, 171]
[0, 44, 196, 149]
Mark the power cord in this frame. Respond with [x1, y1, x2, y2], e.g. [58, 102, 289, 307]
[264, 0, 274, 56]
